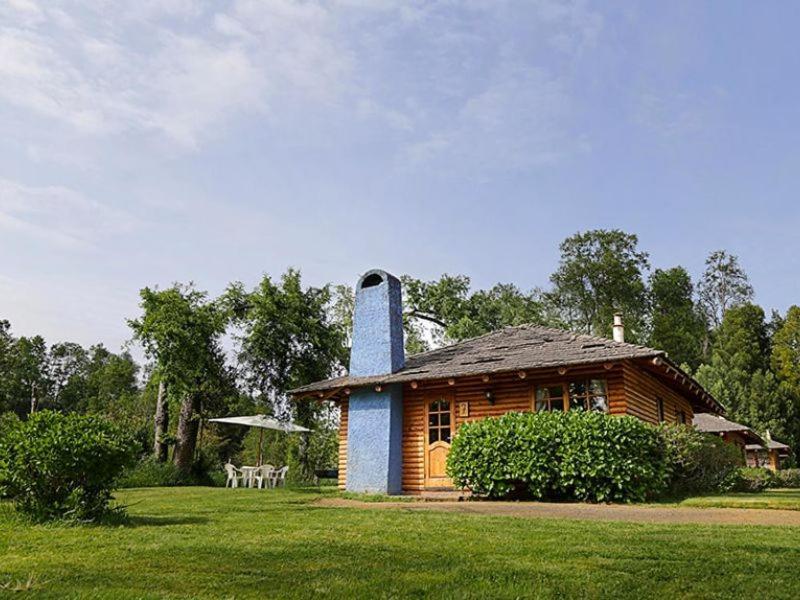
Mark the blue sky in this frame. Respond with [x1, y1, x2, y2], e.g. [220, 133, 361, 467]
[1, 0, 798, 353]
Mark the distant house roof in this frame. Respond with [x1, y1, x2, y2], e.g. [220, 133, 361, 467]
[693, 413, 763, 444]
[291, 324, 722, 412]
[746, 440, 792, 453]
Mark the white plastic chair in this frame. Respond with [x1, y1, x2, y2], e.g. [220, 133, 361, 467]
[270, 466, 289, 489]
[254, 464, 275, 490]
[224, 463, 243, 488]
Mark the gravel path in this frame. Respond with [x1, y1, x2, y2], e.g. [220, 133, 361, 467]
[317, 498, 800, 526]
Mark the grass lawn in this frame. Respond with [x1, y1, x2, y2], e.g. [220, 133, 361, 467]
[679, 489, 800, 511]
[2, 487, 800, 599]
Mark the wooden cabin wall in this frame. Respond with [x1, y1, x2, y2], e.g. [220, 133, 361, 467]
[335, 362, 701, 493]
[337, 399, 348, 490]
[401, 364, 626, 493]
[622, 363, 693, 425]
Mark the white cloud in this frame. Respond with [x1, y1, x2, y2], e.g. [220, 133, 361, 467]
[0, 0, 601, 167]
[634, 89, 725, 139]
[0, 0, 351, 148]
[402, 63, 586, 172]
[0, 179, 138, 248]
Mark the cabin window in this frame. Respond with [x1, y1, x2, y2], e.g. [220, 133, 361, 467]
[569, 379, 608, 412]
[535, 385, 565, 412]
[656, 398, 665, 423]
[535, 379, 608, 413]
[678, 411, 687, 425]
[427, 399, 452, 444]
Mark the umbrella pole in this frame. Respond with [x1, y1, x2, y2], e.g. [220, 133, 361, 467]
[257, 428, 264, 467]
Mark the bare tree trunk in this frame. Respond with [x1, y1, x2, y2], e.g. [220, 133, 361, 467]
[173, 392, 201, 473]
[29, 382, 38, 415]
[153, 380, 169, 462]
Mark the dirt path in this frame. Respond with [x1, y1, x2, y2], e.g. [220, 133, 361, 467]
[317, 497, 800, 526]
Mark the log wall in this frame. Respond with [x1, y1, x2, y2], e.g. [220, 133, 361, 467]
[622, 363, 693, 425]
[335, 360, 701, 494]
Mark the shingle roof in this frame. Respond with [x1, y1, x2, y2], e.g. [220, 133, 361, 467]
[746, 440, 791, 452]
[693, 413, 763, 444]
[291, 324, 662, 395]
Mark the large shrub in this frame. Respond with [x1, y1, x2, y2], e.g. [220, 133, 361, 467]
[731, 467, 774, 493]
[0, 411, 136, 521]
[660, 424, 743, 497]
[773, 468, 800, 488]
[447, 411, 668, 502]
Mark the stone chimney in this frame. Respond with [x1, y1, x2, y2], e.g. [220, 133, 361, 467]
[612, 313, 625, 343]
[349, 270, 405, 376]
[345, 269, 404, 494]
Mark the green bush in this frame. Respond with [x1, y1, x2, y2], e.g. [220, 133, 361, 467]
[118, 457, 190, 488]
[0, 412, 21, 498]
[119, 452, 226, 488]
[447, 411, 668, 502]
[731, 467, 775, 493]
[0, 411, 136, 521]
[660, 424, 744, 497]
[771, 468, 800, 489]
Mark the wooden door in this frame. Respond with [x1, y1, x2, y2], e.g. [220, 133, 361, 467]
[424, 392, 455, 488]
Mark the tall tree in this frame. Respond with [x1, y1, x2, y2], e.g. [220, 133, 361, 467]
[771, 306, 800, 389]
[226, 269, 347, 479]
[402, 274, 544, 347]
[0, 320, 14, 413]
[548, 230, 650, 341]
[647, 267, 706, 370]
[129, 285, 228, 471]
[5, 335, 50, 417]
[48, 342, 89, 412]
[697, 250, 754, 329]
[770, 306, 800, 456]
[693, 303, 799, 450]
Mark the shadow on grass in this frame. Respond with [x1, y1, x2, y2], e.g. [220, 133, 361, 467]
[125, 515, 210, 527]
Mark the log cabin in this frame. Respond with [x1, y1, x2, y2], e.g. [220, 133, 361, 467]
[692, 413, 763, 462]
[746, 438, 792, 471]
[291, 269, 724, 495]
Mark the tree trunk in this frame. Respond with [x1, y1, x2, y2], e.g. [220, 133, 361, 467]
[153, 380, 169, 462]
[29, 382, 38, 414]
[173, 392, 201, 473]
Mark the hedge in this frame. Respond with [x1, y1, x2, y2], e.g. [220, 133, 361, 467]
[446, 411, 668, 502]
[0, 411, 137, 521]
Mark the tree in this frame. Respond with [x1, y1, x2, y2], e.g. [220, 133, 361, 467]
[692, 304, 799, 449]
[647, 267, 706, 370]
[697, 250, 754, 329]
[5, 336, 50, 417]
[402, 274, 545, 347]
[771, 306, 800, 389]
[769, 306, 800, 456]
[0, 320, 15, 413]
[548, 230, 650, 341]
[48, 342, 89, 412]
[226, 270, 347, 480]
[128, 285, 228, 471]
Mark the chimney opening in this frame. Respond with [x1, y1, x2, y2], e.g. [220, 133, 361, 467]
[360, 273, 384, 289]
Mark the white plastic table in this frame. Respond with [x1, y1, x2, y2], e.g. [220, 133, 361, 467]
[240, 466, 258, 488]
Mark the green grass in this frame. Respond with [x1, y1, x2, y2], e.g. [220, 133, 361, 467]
[679, 489, 800, 511]
[2, 487, 800, 599]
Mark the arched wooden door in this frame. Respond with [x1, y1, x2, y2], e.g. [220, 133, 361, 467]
[424, 392, 455, 488]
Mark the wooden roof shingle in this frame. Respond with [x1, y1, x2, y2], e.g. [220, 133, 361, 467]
[291, 324, 662, 394]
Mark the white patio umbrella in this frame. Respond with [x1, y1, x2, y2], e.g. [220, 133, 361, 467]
[208, 415, 310, 466]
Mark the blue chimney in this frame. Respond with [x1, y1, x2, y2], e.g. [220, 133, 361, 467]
[345, 269, 405, 494]
[349, 270, 405, 376]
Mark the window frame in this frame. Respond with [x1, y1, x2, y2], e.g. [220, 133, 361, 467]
[532, 378, 610, 414]
[656, 397, 665, 423]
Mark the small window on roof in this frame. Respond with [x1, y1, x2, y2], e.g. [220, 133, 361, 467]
[361, 273, 383, 288]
